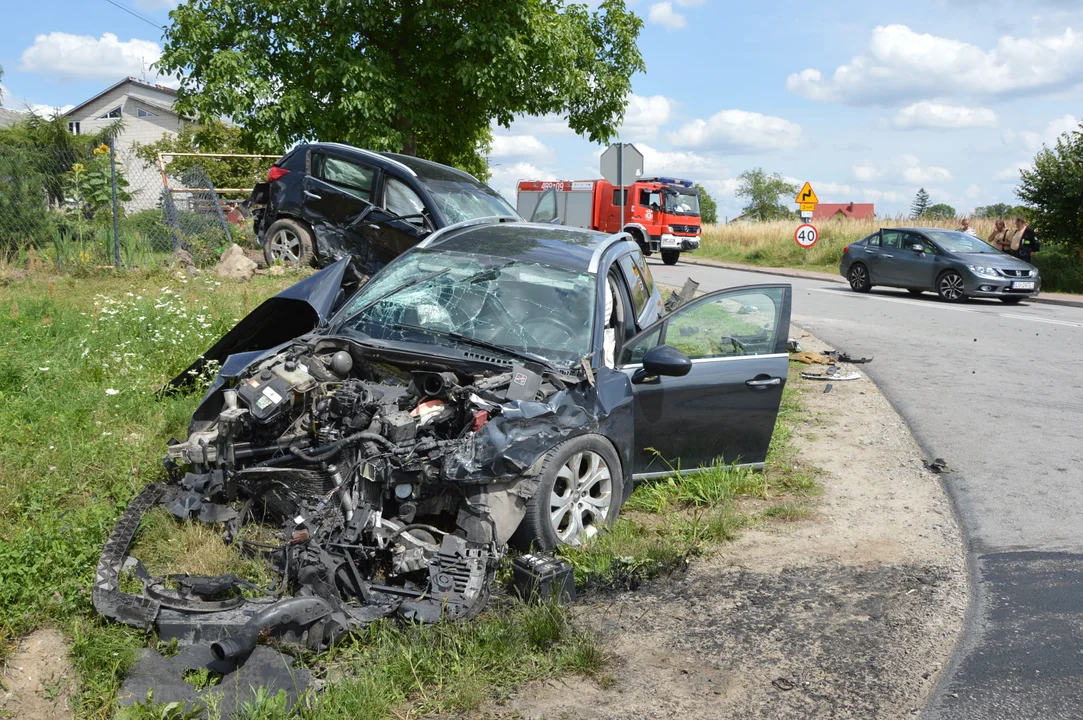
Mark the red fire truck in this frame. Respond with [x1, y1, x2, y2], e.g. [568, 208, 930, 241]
[516, 177, 702, 265]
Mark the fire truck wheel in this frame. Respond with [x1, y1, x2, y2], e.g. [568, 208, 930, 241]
[661, 249, 680, 265]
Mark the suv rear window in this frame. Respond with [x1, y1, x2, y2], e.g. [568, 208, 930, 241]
[312, 153, 375, 200]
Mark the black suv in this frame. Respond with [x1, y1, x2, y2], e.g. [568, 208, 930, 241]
[248, 142, 519, 268]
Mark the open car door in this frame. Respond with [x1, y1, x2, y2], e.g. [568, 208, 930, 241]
[618, 284, 792, 476]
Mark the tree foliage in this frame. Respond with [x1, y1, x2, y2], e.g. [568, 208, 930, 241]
[735, 168, 796, 221]
[1017, 120, 1083, 256]
[133, 120, 279, 192]
[157, 0, 645, 180]
[974, 202, 1028, 220]
[695, 183, 717, 224]
[925, 203, 956, 220]
[910, 188, 930, 219]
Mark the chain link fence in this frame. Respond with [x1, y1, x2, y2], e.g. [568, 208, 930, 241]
[0, 140, 275, 270]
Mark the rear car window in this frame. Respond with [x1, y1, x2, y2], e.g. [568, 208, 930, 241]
[618, 255, 649, 318]
[313, 154, 375, 200]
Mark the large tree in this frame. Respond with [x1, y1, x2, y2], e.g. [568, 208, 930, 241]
[925, 203, 956, 220]
[694, 183, 717, 224]
[910, 188, 930, 219]
[157, 0, 645, 179]
[1017, 120, 1083, 257]
[735, 168, 796, 221]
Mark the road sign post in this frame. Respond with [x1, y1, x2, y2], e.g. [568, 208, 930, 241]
[600, 143, 644, 233]
[793, 183, 819, 263]
[795, 223, 818, 263]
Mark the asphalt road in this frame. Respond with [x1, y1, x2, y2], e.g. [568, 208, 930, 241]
[646, 257, 1083, 719]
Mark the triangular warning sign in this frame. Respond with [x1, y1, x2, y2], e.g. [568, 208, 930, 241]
[794, 182, 819, 204]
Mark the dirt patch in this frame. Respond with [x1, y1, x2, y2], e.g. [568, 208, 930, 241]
[0, 628, 75, 720]
[491, 329, 967, 719]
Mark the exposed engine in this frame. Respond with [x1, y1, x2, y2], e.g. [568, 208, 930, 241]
[92, 337, 576, 659]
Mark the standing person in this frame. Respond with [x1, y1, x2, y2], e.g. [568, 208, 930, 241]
[957, 217, 978, 237]
[988, 219, 1011, 252]
[1010, 217, 1039, 262]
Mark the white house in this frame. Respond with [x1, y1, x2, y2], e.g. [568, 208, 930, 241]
[62, 77, 192, 207]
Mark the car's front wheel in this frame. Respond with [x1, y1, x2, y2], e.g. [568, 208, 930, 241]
[263, 218, 315, 266]
[848, 263, 872, 293]
[937, 270, 967, 303]
[512, 435, 622, 551]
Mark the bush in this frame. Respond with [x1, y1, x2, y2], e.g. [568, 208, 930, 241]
[1032, 243, 1083, 294]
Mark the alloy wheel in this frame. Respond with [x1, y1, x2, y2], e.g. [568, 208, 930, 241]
[548, 450, 613, 546]
[939, 272, 965, 301]
[849, 265, 869, 291]
[267, 229, 301, 263]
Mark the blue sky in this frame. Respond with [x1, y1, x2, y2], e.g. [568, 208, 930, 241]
[2, 0, 1081, 218]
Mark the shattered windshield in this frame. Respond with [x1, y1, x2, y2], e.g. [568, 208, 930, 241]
[664, 189, 700, 216]
[335, 250, 596, 367]
[924, 230, 998, 254]
[424, 180, 518, 224]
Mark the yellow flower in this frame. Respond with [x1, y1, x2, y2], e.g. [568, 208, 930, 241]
[99, 144, 110, 153]
[72, 163, 85, 173]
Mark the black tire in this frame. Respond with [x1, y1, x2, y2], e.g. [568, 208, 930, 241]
[263, 218, 315, 266]
[661, 249, 680, 265]
[937, 270, 967, 303]
[512, 434, 622, 551]
[907, 288, 924, 296]
[847, 263, 872, 293]
[1000, 296, 1025, 305]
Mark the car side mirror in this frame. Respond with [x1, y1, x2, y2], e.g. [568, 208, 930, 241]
[632, 344, 692, 384]
[910, 243, 924, 252]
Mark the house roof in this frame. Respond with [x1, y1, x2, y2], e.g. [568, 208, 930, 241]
[813, 202, 875, 220]
[63, 77, 178, 118]
[0, 107, 24, 129]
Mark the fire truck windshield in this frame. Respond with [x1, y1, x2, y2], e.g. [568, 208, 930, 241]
[663, 189, 700, 217]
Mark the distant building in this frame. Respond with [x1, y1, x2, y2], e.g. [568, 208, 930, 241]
[62, 77, 193, 206]
[0, 107, 24, 129]
[813, 202, 875, 221]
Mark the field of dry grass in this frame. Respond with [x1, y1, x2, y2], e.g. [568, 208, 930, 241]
[698, 217, 1001, 271]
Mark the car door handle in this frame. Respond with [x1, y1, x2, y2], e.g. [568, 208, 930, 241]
[304, 190, 322, 200]
[882, 253, 894, 258]
[746, 377, 781, 388]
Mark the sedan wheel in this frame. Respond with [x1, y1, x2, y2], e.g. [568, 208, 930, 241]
[937, 271, 967, 303]
[512, 435, 622, 551]
[848, 264, 872, 293]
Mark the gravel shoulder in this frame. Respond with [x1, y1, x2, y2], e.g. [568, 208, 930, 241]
[490, 328, 968, 719]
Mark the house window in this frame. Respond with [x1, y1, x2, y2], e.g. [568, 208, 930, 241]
[98, 106, 122, 119]
[68, 121, 80, 135]
[136, 107, 157, 118]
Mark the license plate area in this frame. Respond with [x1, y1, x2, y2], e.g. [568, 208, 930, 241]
[1011, 281, 1035, 290]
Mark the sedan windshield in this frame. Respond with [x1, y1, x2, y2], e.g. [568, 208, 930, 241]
[423, 180, 518, 224]
[663, 189, 700, 216]
[924, 230, 998, 253]
[334, 250, 596, 367]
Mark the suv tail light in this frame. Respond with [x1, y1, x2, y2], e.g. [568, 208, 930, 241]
[842, 246, 849, 254]
[267, 166, 289, 182]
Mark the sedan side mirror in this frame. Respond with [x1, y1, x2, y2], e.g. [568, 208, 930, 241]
[632, 344, 692, 384]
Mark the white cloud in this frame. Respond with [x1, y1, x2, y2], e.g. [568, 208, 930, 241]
[488, 161, 556, 204]
[892, 101, 998, 129]
[851, 155, 953, 184]
[667, 109, 803, 153]
[674, 0, 706, 5]
[1006, 113, 1079, 152]
[634, 143, 729, 178]
[0, 83, 74, 115]
[787, 24, 1083, 105]
[499, 113, 576, 138]
[488, 135, 552, 160]
[619, 94, 675, 141]
[27, 103, 75, 116]
[19, 32, 165, 82]
[648, 2, 686, 31]
[994, 162, 1033, 181]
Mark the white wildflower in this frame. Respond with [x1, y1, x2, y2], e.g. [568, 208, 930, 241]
[105, 388, 119, 396]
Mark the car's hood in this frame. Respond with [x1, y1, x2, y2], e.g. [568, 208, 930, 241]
[164, 257, 366, 391]
[956, 253, 1037, 271]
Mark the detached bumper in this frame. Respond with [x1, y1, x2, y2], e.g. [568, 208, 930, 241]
[965, 275, 1041, 298]
[660, 233, 700, 252]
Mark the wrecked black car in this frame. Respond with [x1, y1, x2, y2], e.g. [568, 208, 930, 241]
[94, 219, 793, 661]
[247, 142, 519, 269]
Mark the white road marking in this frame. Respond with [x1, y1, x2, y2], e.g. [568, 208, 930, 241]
[998, 313, 1083, 328]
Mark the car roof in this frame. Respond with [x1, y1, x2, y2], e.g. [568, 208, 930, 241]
[303, 142, 480, 183]
[424, 222, 620, 273]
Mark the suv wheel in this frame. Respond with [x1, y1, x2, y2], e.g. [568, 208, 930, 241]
[512, 434, 622, 551]
[264, 219, 314, 266]
[661, 249, 680, 265]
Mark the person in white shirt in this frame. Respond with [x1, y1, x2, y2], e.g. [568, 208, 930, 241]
[957, 218, 978, 237]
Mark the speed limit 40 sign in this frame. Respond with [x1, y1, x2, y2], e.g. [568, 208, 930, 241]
[794, 224, 818, 249]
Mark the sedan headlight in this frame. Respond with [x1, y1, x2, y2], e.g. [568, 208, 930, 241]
[967, 264, 1000, 278]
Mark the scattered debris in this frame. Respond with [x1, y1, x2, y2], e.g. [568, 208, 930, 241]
[787, 338, 802, 353]
[790, 351, 836, 365]
[665, 277, 700, 312]
[772, 677, 796, 691]
[823, 349, 874, 364]
[924, 458, 953, 474]
[823, 383, 833, 394]
[801, 371, 861, 381]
